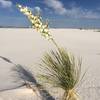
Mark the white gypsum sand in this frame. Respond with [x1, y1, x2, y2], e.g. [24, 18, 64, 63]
[0, 28, 100, 100]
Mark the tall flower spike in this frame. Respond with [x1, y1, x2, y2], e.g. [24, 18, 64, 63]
[17, 4, 53, 40]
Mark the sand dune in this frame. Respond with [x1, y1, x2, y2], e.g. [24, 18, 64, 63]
[0, 28, 100, 100]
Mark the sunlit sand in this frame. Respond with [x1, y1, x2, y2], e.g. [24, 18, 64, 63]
[0, 28, 100, 100]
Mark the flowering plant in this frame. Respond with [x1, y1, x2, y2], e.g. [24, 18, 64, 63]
[17, 4, 52, 40]
[17, 4, 84, 100]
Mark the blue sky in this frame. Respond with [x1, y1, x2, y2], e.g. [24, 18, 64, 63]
[0, 0, 100, 28]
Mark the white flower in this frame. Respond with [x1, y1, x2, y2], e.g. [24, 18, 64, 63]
[30, 15, 35, 19]
[44, 29, 49, 33]
[17, 4, 52, 40]
[24, 12, 30, 16]
[17, 4, 22, 8]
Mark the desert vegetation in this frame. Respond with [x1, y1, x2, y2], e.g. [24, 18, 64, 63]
[0, 4, 85, 100]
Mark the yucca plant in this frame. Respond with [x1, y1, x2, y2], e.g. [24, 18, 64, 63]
[16, 4, 84, 100]
[39, 47, 82, 100]
[0, 56, 55, 100]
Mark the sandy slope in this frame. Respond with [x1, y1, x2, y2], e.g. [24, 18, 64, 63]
[0, 28, 100, 100]
[0, 87, 37, 100]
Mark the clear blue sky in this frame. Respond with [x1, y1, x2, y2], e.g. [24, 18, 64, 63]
[0, 0, 100, 28]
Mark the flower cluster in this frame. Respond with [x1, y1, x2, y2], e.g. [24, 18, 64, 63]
[17, 4, 52, 40]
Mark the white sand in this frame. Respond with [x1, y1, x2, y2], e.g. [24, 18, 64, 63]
[0, 28, 100, 100]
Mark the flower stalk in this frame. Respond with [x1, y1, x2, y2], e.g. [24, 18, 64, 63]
[16, 4, 60, 49]
[17, 4, 52, 40]
[17, 4, 82, 100]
